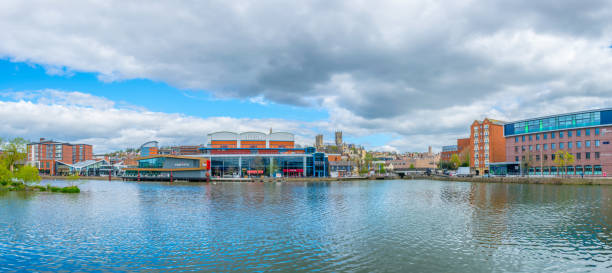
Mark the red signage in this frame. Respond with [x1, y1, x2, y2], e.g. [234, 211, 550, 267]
[247, 170, 264, 174]
[283, 169, 304, 173]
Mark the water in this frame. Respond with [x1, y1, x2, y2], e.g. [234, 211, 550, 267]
[1, 180, 611, 272]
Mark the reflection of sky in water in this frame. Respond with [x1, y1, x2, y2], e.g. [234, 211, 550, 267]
[0, 180, 611, 272]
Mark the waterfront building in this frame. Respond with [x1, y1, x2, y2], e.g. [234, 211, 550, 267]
[27, 138, 93, 175]
[124, 146, 330, 181]
[208, 131, 294, 149]
[493, 109, 612, 176]
[470, 119, 506, 175]
[171, 145, 201, 155]
[140, 141, 159, 157]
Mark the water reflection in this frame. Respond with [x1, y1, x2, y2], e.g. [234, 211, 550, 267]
[0, 179, 611, 272]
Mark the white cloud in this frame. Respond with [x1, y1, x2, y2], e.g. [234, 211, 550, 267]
[0, 90, 321, 153]
[1, 1, 612, 152]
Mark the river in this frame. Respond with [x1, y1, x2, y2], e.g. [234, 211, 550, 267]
[1, 179, 611, 272]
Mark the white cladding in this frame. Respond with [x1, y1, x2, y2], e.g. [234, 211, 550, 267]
[240, 132, 266, 141]
[208, 131, 294, 148]
[269, 132, 294, 141]
[208, 132, 239, 141]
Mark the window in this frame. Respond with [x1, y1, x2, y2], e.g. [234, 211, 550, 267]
[536, 134, 540, 140]
[551, 143, 556, 149]
[536, 155, 540, 161]
[596, 128, 600, 135]
[576, 166, 583, 175]
[515, 156, 519, 162]
[560, 142, 564, 149]
[515, 136, 519, 143]
[529, 145, 533, 151]
[522, 146, 525, 151]
[543, 133, 548, 140]
[604, 141, 610, 145]
[551, 132, 555, 139]
[522, 135, 526, 142]
[543, 144, 548, 150]
[576, 141, 581, 148]
[576, 153, 581, 160]
[585, 152, 590, 159]
[559, 131, 564, 138]
[594, 165, 602, 175]
[522, 155, 526, 161]
[585, 165, 593, 175]
[529, 135, 533, 141]
[484, 125, 489, 129]
[596, 140, 600, 147]
[586, 129, 590, 136]
[576, 130, 581, 137]
[544, 154, 548, 161]
[536, 144, 540, 150]
[551, 154, 556, 160]
[515, 146, 519, 152]
[586, 140, 591, 147]
[568, 130, 573, 137]
[595, 152, 600, 159]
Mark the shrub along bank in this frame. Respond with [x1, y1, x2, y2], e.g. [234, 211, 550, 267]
[0, 137, 81, 193]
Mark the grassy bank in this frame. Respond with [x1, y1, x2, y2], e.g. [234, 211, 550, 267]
[405, 175, 612, 185]
[0, 181, 81, 193]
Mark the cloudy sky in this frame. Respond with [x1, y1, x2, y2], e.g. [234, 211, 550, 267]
[1, 0, 612, 153]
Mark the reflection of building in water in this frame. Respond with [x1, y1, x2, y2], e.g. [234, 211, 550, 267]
[468, 183, 509, 248]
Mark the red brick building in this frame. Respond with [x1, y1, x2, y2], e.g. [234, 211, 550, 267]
[441, 138, 471, 161]
[470, 118, 506, 175]
[27, 138, 93, 175]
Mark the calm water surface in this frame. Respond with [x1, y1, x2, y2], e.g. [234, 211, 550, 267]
[1, 179, 611, 272]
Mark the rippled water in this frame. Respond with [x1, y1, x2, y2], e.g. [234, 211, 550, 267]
[1, 180, 611, 272]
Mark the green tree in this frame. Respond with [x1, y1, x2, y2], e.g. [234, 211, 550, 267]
[554, 150, 574, 177]
[15, 165, 41, 185]
[409, 164, 415, 169]
[520, 151, 535, 177]
[450, 154, 461, 170]
[460, 151, 470, 167]
[1, 137, 28, 172]
[0, 163, 12, 184]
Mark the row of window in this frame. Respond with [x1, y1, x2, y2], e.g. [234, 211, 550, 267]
[515, 152, 601, 162]
[514, 140, 603, 152]
[511, 111, 601, 135]
[526, 165, 603, 175]
[514, 128, 603, 143]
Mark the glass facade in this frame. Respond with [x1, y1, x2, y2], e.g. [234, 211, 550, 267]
[139, 158, 165, 168]
[504, 110, 612, 136]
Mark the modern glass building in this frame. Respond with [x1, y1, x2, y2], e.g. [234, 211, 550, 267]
[501, 108, 612, 177]
[124, 147, 330, 181]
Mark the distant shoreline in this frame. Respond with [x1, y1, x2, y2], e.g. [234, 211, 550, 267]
[405, 175, 612, 185]
[40, 175, 612, 185]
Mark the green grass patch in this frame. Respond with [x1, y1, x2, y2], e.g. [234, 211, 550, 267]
[60, 186, 80, 193]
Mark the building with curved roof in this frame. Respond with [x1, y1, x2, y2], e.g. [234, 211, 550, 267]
[207, 131, 294, 149]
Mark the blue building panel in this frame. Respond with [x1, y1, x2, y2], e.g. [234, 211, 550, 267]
[504, 109, 612, 136]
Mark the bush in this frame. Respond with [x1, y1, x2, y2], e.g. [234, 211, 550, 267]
[32, 185, 47, 191]
[47, 185, 62, 192]
[60, 186, 80, 193]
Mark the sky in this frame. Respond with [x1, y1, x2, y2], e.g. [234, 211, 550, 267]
[1, 0, 612, 153]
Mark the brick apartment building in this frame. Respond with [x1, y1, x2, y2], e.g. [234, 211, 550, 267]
[470, 118, 506, 175]
[27, 138, 93, 175]
[499, 109, 612, 176]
